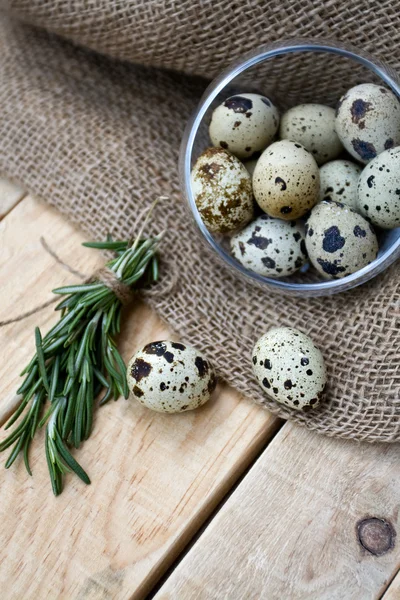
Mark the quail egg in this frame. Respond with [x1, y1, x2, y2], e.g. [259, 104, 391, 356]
[319, 159, 362, 209]
[335, 83, 400, 163]
[209, 93, 279, 159]
[253, 140, 320, 220]
[127, 341, 217, 413]
[191, 147, 254, 233]
[305, 199, 379, 279]
[230, 214, 307, 277]
[280, 104, 343, 165]
[252, 327, 327, 411]
[356, 146, 400, 229]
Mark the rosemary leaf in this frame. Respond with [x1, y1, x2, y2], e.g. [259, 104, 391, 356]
[53, 283, 104, 295]
[82, 240, 128, 251]
[16, 365, 39, 395]
[5, 379, 44, 429]
[23, 438, 32, 476]
[49, 356, 60, 403]
[54, 428, 90, 484]
[98, 387, 112, 406]
[1, 228, 162, 495]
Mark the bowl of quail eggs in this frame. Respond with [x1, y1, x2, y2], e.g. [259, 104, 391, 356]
[180, 40, 400, 296]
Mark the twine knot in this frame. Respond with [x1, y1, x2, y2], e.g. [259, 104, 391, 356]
[96, 267, 134, 306]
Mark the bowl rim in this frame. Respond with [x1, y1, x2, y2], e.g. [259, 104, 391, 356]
[179, 38, 400, 296]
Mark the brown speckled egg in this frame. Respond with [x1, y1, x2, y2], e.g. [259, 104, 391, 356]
[280, 104, 343, 165]
[319, 159, 362, 209]
[127, 341, 217, 413]
[209, 93, 279, 159]
[191, 147, 254, 233]
[356, 146, 400, 229]
[305, 199, 378, 279]
[252, 327, 327, 411]
[230, 214, 307, 278]
[253, 140, 320, 220]
[335, 83, 400, 164]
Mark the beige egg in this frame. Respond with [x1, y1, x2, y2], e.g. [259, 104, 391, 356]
[252, 327, 327, 411]
[319, 159, 362, 209]
[191, 147, 254, 233]
[305, 199, 378, 279]
[209, 93, 279, 159]
[253, 140, 320, 220]
[335, 83, 400, 164]
[230, 214, 307, 278]
[357, 146, 400, 229]
[280, 104, 343, 165]
[127, 341, 217, 413]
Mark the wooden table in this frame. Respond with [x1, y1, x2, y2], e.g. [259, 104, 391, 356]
[0, 180, 399, 599]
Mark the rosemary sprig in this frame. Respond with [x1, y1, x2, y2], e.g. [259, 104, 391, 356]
[0, 227, 163, 495]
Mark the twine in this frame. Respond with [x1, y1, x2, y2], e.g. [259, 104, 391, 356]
[96, 267, 134, 306]
[0, 232, 175, 326]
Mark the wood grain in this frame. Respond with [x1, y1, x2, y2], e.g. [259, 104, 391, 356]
[0, 194, 279, 599]
[0, 178, 25, 218]
[382, 570, 400, 599]
[156, 423, 400, 600]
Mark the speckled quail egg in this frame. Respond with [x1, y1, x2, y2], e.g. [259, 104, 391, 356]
[319, 159, 362, 209]
[335, 83, 400, 163]
[230, 214, 307, 277]
[356, 146, 400, 229]
[209, 93, 279, 159]
[127, 341, 217, 413]
[244, 159, 258, 177]
[305, 199, 379, 279]
[252, 327, 327, 411]
[191, 147, 254, 233]
[253, 140, 320, 220]
[280, 104, 343, 165]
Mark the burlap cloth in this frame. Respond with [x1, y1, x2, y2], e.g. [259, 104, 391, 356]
[0, 2, 399, 443]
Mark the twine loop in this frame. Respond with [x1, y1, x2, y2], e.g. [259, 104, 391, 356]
[0, 226, 177, 326]
[96, 267, 134, 306]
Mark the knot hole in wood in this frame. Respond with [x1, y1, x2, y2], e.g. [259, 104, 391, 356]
[357, 517, 396, 556]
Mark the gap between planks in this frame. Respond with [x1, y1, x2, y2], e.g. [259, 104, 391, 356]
[0, 178, 26, 219]
[155, 421, 400, 600]
[380, 568, 400, 599]
[0, 190, 282, 600]
[4, 185, 398, 600]
[149, 418, 286, 598]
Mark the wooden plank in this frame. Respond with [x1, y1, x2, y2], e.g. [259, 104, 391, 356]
[0, 178, 25, 218]
[0, 195, 279, 599]
[0, 196, 104, 424]
[156, 423, 400, 600]
[382, 571, 400, 599]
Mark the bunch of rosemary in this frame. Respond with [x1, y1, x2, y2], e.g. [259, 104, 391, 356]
[0, 226, 163, 496]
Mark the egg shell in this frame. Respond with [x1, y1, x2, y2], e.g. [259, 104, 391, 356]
[356, 146, 400, 229]
[252, 327, 327, 411]
[191, 147, 254, 233]
[209, 93, 279, 159]
[319, 159, 362, 209]
[305, 199, 379, 279]
[280, 104, 343, 165]
[335, 83, 400, 164]
[253, 140, 320, 220]
[230, 214, 307, 278]
[127, 341, 217, 413]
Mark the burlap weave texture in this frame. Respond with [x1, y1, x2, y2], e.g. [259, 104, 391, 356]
[0, 2, 399, 442]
